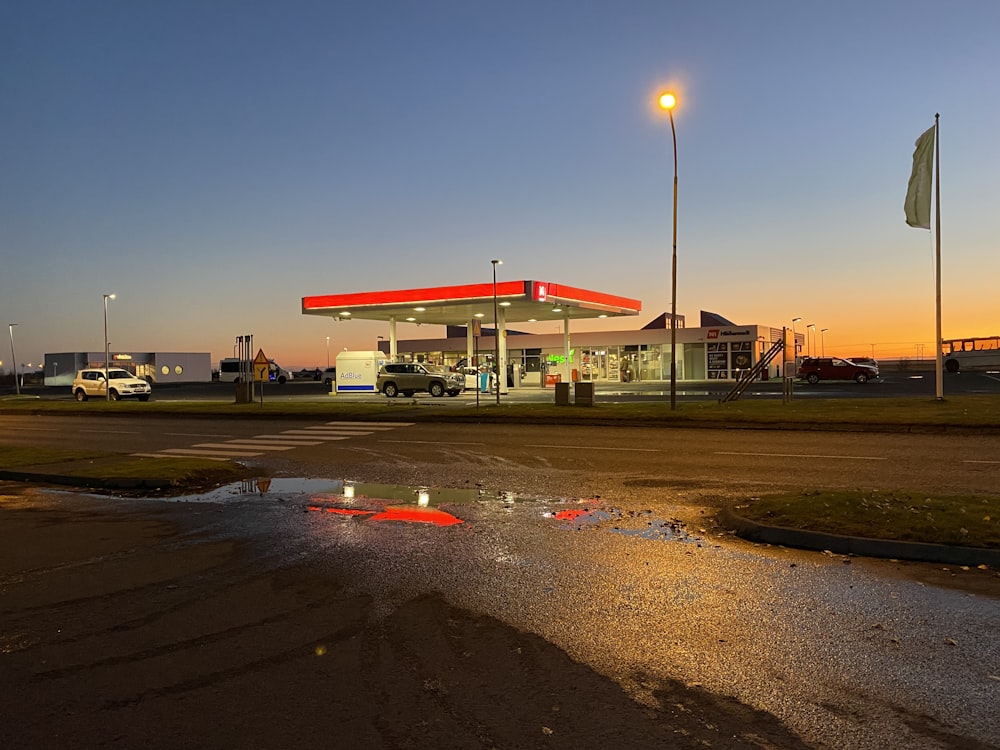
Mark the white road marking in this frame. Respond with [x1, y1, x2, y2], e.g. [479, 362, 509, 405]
[525, 444, 659, 451]
[137, 421, 413, 461]
[227, 439, 316, 448]
[164, 432, 235, 438]
[299, 428, 376, 435]
[193, 442, 295, 452]
[252, 434, 324, 442]
[160, 448, 264, 457]
[378, 439, 487, 446]
[278, 430, 350, 440]
[964, 459, 1000, 465]
[715, 451, 887, 461]
[131, 453, 230, 461]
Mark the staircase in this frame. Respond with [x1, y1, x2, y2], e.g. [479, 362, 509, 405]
[720, 339, 784, 403]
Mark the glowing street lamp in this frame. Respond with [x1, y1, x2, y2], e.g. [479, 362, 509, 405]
[658, 91, 679, 410]
[8, 323, 19, 396]
[807, 324, 816, 357]
[326, 336, 331, 369]
[820, 328, 829, 357]
[103, 294, 116, 401]
[491, 259, 503, 405]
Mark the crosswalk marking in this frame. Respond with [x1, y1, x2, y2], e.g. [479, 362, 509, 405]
[278, 430, 352, 439]
[227, 439, 315, 448]
[161, 447, 264, 457]
[133, 421, 413, 461]
[192, 442, 296, 452]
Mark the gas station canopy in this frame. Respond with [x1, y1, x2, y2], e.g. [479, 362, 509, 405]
[302, 280, 641, 325]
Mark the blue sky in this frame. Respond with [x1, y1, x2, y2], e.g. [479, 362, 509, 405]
[2, 0, 998, 370]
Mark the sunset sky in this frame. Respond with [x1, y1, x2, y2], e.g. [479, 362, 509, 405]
[2, 1, 998, 371]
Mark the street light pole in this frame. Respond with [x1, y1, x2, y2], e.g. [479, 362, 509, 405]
[791, 317, 802, 362]
[820, 328, 829, 357]
[807, 324, 816, 358]
[103, 294, 116, 401]
[491, 259, 503, 405]
[326, 336, 330, 369]
[8, 323, 19, 396]
[658, 92, 679, 410]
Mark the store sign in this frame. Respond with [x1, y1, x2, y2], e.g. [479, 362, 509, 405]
[532, 282, 548, 302]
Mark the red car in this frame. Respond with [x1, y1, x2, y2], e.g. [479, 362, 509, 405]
[797, 357, 879, 384]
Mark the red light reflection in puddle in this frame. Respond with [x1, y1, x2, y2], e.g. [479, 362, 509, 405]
[306, 505, 463, 526]
[370, 507, 464, 526]
[551, 509, 592, 521]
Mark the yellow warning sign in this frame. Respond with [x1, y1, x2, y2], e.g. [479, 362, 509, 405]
[253, 349, 269, 382]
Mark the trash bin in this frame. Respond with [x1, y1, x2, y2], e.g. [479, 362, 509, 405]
[574, 381, 595, 406]
[554, 382, 571, 405]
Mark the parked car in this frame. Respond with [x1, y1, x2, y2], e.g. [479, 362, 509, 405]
[294, 368, 322, 381]
[797, 357, 879, 384]
[322, 367, 337, 386]
[72, 368, 152, 401]
[376, 363, 465, 397]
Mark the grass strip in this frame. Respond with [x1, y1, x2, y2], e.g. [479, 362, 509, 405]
[735, 490, 1000, 549]
[2, 394, 1000, 429]
[1, 447, 248, 488]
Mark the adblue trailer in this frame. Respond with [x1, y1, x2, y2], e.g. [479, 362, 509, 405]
[334, 350, 386, 393]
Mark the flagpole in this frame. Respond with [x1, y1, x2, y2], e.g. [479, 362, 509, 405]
[934, 113, 942, 401]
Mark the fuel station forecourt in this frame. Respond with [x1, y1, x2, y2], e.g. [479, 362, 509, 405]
[302, 280, 796, 391]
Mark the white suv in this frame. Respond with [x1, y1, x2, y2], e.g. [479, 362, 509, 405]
[72, 368, 152, 401]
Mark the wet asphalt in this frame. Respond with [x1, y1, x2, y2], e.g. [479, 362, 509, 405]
[86, 473, 1000, 750]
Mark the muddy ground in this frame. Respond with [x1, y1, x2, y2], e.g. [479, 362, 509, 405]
[0, 486, 826, 750]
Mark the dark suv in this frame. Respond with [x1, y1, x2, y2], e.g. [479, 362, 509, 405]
[797, 357, 879, 384]
[376, 363, 465, 397]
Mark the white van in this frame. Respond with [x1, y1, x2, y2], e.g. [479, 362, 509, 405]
[219, 358, 292, 384]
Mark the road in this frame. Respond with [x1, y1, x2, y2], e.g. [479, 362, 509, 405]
[2, 414, 999, 749]
[3, 414, 1000, 497]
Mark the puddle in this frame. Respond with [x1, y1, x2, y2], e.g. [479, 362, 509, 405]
[545, 506, 702, 544]
[174, 478, 518, 506]
[166, 479, 699, 540]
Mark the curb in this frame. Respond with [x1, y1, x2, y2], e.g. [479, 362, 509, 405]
[719, 506, 1000, 567]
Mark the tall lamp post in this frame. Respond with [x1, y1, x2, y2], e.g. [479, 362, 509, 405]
[820, 328, 829, 357]
[807, 324, 816, 358]
[491, 259, 503, 405]
[8, 323, 19, 396]
[103, 294, 116, 401]
[791, 317, 802, 362]
[326, 336, 330, 369]
[658, 92, 679, 410]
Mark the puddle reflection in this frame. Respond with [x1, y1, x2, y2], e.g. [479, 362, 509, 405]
[171, 479, 698, 540]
